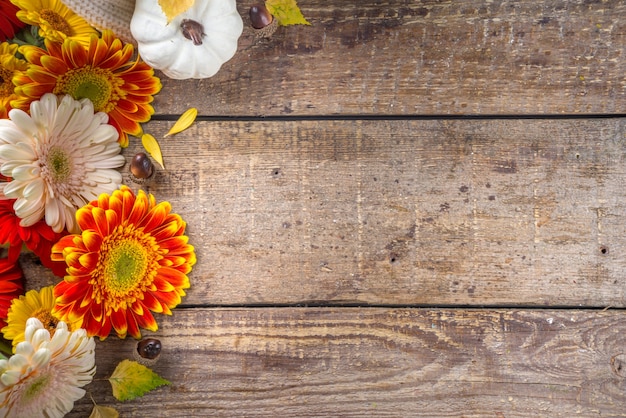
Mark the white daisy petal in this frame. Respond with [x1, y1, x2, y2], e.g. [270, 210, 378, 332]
[10, 164, 38, 181]
[23, 178, 44, 199]
[44, 202, 60, 232]
[6, 353, 28, 371]
[31, 348, 51, 368]
[0, 370, 21, 386]
[0, 126, 26, 146]
[0, 94, 125, 233]
[0, 143, 35, 161]
[6, 109, 37, 136]
[89, 124, 118, 144]
[19, 210, 45, 228]
[2, 181, 24, 198]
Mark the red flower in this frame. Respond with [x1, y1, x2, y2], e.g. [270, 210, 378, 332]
[0, 257, 24, 329]
[0, 199, 67, 277]
[0, 0, 26, 42]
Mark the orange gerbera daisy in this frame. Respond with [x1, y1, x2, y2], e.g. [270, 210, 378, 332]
[12, 30, 161, 147]
[51, 186, 195, 339]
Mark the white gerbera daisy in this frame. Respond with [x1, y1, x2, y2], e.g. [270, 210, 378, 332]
[0, 93, 125, 233]
[0, 317, 96, 417]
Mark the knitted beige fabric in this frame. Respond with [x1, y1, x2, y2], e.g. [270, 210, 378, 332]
[61, 0, 136, 44]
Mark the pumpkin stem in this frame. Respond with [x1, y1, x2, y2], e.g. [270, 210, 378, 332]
[181, 19, 205, 45]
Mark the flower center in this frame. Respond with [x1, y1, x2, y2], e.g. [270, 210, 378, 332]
[45, 146, 72, 183]
[23, 372, 51, 402]
[95, 225, 162, 310]
[0, 66, 14, 98]
[31, 308, 61, 336]
[54, 66, 121, 112]
[106, 241, 148, 293]
[39, 9, 72, 36]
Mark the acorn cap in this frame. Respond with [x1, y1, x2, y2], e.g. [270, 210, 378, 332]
[61, 0, 136, 45]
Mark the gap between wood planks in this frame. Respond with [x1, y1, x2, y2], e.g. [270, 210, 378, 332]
[150, 114, 626, 122]
[176, 303, 624, 311]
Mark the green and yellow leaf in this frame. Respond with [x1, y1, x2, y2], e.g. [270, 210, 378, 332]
[158, 0, 194, 22]
[109, 360, 170, 402]
[165, 108, 198, 137]
[265, 0, 310, 26]
[141, 134, 165, 170]
[89, 405, 119, 418]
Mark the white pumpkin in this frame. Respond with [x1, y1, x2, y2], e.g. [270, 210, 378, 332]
[130, 0, 243, 80]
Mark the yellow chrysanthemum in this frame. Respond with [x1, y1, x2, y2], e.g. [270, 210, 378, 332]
[0, 42, 28, 119]
[11, 0, 98, 47]
[1, 286, 71, 351]
[51, 186, 196, 339]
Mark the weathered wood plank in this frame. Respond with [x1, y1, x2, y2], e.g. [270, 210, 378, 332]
[152, 0, 626, 116]
[23, 119, 626, 307]
[67, 308, 626, 417]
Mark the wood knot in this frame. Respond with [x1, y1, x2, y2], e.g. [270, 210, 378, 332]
[610, 354, 626, 378]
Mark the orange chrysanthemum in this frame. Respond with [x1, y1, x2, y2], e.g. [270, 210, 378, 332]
[51, 186, 195, 339]
[12, 30, 161, 147]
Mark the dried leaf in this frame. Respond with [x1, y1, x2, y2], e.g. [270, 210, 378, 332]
[141, 134, 165, 170]
[89, 405, 119, 418]
[158, 0, 194, 22]
[109, 360, 170, 402]
[265, 0, 310, 26]
[165, 108, 197, 137]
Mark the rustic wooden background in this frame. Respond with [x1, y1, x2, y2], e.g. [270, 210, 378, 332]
[22, 0, 626, 416]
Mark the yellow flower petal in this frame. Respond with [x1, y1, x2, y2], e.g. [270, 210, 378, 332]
[165, 108, 197, 137]
[158, 0, 194, 23]
[141, 134, 165, 170]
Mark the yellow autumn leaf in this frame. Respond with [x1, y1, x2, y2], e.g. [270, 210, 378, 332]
[158, 0, 194, 22]
[89, 405, 119, 418]
[265, 0, 310, 26]
[109, 360, 170, 402]
[141, 134, 165, 170]
[165, 108, 198, 137]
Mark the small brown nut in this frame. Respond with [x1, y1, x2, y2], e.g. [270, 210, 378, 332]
[130, 152, 154, 184]
[249, 4, 273, 29]
[133, 337, 162, 366]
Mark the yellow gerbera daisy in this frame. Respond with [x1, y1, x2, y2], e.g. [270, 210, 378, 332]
[1, 285, 71, 351]
[0, 42, 28, 119]
[11, 0, 98, 47]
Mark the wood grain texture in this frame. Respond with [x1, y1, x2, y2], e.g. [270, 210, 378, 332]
[22, 119, 626, 307]
[66, 308, 626, 417]
[151, 0, 626, 116]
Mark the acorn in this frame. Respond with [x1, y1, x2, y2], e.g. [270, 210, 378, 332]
[129, 152, 154, 184]
[249, 4, 278, 38]
[133, 337, 162, 366]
